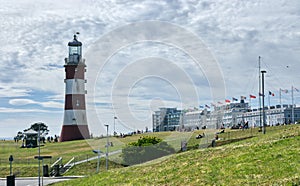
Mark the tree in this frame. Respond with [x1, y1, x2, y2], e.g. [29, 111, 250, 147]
[122, 136, 175, 166]
[24, 122, 49, 136]
[14, 131, 24, 141]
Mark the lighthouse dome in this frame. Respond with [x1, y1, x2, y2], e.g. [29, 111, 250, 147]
[68, 35, 82, 46]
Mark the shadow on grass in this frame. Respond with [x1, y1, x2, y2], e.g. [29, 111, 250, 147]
[215, 136, 254, 147]
[185, 136, 254, 151]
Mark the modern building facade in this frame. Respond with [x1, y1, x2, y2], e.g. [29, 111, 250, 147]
[152, 108, 182, 132]
[152, 103, 299, 132]
[182, 109, 210, 130]
[284, 106, 300, 124]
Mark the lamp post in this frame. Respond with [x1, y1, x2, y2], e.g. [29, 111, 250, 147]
[261, 70, 267, 134]
[34, 156, 52, 186]
[104, 124, 109, 171]
[38, 124, 41, 186]
[7, 155, 15, 186]
[113, 116, 116, 136]
[9, 155, 13, 175]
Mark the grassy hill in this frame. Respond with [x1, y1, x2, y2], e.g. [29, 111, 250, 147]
[0, 131, 188, 177]
[52, 125, 300, 185]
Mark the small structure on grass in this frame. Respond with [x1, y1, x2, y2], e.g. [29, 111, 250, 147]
[23, 129, 38, 148]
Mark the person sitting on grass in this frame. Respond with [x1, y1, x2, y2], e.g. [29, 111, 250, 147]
[196, 133, 205, 139]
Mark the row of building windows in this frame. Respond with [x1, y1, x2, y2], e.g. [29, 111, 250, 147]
[153, 104, 300, 132]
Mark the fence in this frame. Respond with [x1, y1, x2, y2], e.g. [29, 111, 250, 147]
[0, 157, 55, 166]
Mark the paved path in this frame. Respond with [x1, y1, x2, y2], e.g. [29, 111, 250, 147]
[74, 149, 122, 165]
[0, 176, 82, 186]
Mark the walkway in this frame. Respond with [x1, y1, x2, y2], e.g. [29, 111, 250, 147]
[0, 176, 82, 186]
[74, 149, 122, 165]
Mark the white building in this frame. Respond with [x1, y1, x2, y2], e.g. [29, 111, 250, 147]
[152, 104, 299, 132]
[182, 109, 209, 130]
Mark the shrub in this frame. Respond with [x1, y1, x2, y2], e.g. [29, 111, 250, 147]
[122, 136, 175, 166]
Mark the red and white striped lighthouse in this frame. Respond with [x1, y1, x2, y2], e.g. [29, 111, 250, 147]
[60, 35, 90, 142]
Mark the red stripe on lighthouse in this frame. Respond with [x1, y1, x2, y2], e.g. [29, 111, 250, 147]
[60, 125, 90, 142]
[65, 65, 85, 79]
[64, 94, 86, 110]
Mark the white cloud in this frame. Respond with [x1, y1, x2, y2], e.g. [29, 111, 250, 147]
[0, 84, 31, 97]
[9, 99, 35, 106]
[39, 101, 64, 108]
[0, 107, 60, 113]
[0, 0, 299, 136]
[9, 99, 63, 109]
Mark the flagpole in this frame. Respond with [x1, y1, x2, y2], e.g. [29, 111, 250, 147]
[268, 92, 270, 126]
[268, 92, 270, 108]
[249, 96, 251, 109]
[292, 86, 294, 124]
[279, 88, 282, 108]
[279, 88, 282, 123]
[258, 56, 262, 129]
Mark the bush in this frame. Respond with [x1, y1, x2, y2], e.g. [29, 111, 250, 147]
[122, 136, 175, 166]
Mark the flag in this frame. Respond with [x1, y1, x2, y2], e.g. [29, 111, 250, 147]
[241, 96, 246, 100]
[294, 87, 299, 92]
[232, 97, 238, 101]
[259, 93, 264, 97]
[205, 104, 210, 109]
[280, 89, 288, 93]
[269, 91, 275, 96]
[250, 94, 256, 99]
[225, 99, 230, 103]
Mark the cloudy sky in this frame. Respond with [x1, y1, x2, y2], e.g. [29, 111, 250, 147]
[0, 0, 299, 138]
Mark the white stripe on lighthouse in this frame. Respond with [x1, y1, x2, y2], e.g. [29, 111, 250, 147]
[63, 110, 88, 125]
[65, 79, 86, 95]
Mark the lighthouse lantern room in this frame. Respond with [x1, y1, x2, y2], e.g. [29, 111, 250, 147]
[68, 35, 82, 63]
[60, 35, 90, 142]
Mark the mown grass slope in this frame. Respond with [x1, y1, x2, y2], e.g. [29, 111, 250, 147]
[53, 125, 300, 185]
[0, 131, 176, 177]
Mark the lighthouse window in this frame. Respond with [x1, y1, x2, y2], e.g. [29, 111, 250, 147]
[69, 46, 81, 55]
[69, 46, 77, 55]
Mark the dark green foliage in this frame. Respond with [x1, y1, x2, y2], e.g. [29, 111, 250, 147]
[24, 122, 49, 135]
[15, 131, 24, 141]
[122, 136, 175, 166]
[129, 136, 162, 146]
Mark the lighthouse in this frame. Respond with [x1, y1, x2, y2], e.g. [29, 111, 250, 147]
[60, 35, 90, 142]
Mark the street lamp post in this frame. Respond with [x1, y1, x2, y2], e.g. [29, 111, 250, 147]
[34, 156, 52, 186]
[104, 124, 109, 171]
[113, 116, 116, 136]
[38, 124, 41, 186]
[261, 70, 267, 134]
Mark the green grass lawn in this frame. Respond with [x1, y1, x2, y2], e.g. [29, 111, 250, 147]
[0, 131, 177, 177]
[52, 125, 300, 185]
